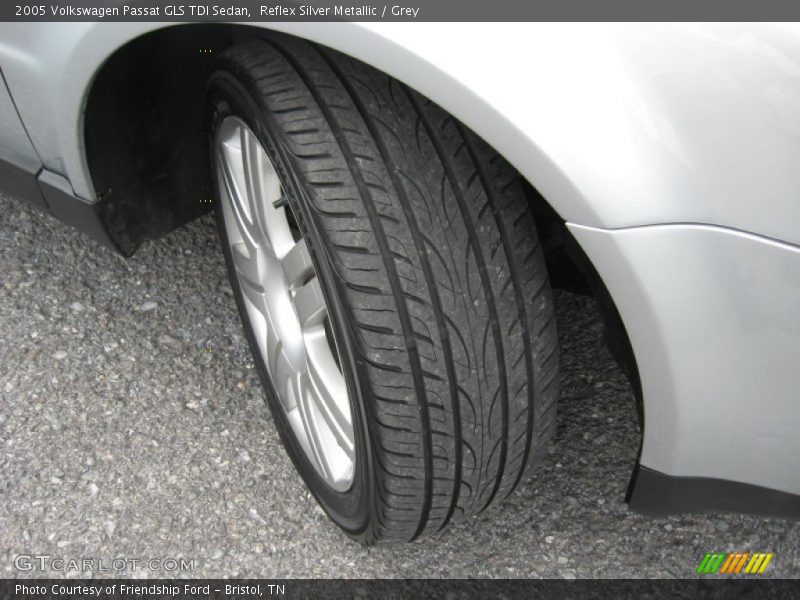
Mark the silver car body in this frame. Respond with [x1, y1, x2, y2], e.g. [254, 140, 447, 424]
[1, 22, 798, 508]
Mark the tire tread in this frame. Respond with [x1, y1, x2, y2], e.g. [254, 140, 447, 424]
[215, 37, 559, 543]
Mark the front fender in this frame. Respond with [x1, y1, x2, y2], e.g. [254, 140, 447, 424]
[1, 23, 799, 244]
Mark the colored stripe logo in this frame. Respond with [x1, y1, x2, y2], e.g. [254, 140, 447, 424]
[697, 552, 773, 574]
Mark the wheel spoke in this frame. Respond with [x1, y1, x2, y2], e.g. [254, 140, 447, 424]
[282, 239, 314, 289]
[240, 127, 274, 246]
[293, 374, 332, 480]
[293, 277, 327, 328]
[264, 315, 282, 377]
[305, 331, 354, 459]
[230, 242, 261, 286]
[232, 245, 268, 319]
[272, 342, 296, 412]
[217, 146, 259, 251]
[236, 270, 268, 318]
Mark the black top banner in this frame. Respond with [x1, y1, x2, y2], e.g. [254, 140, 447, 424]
[4, 0, 800, 21]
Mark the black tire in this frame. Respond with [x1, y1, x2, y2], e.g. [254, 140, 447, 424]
[207, 36, 559, 544]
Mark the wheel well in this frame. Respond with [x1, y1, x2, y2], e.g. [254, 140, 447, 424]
[84, 24, 642, 412]
[84, 24, 241, 254]
[526, 180, 643, 417]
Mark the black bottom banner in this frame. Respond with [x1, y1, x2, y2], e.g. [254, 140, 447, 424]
[1, 579, 798, 600]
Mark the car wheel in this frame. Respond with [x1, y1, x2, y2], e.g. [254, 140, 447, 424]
[206, 36, 559, 544]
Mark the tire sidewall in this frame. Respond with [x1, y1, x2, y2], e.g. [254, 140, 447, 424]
[205, 68, 375, 540]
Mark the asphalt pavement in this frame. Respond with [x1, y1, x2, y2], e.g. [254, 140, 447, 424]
[1, 191, 797, 579]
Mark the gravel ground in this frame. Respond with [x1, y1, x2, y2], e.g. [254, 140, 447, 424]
[0, 191, 798, 579]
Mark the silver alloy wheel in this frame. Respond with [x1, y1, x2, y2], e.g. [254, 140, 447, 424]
[215, 116, 355, 491]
